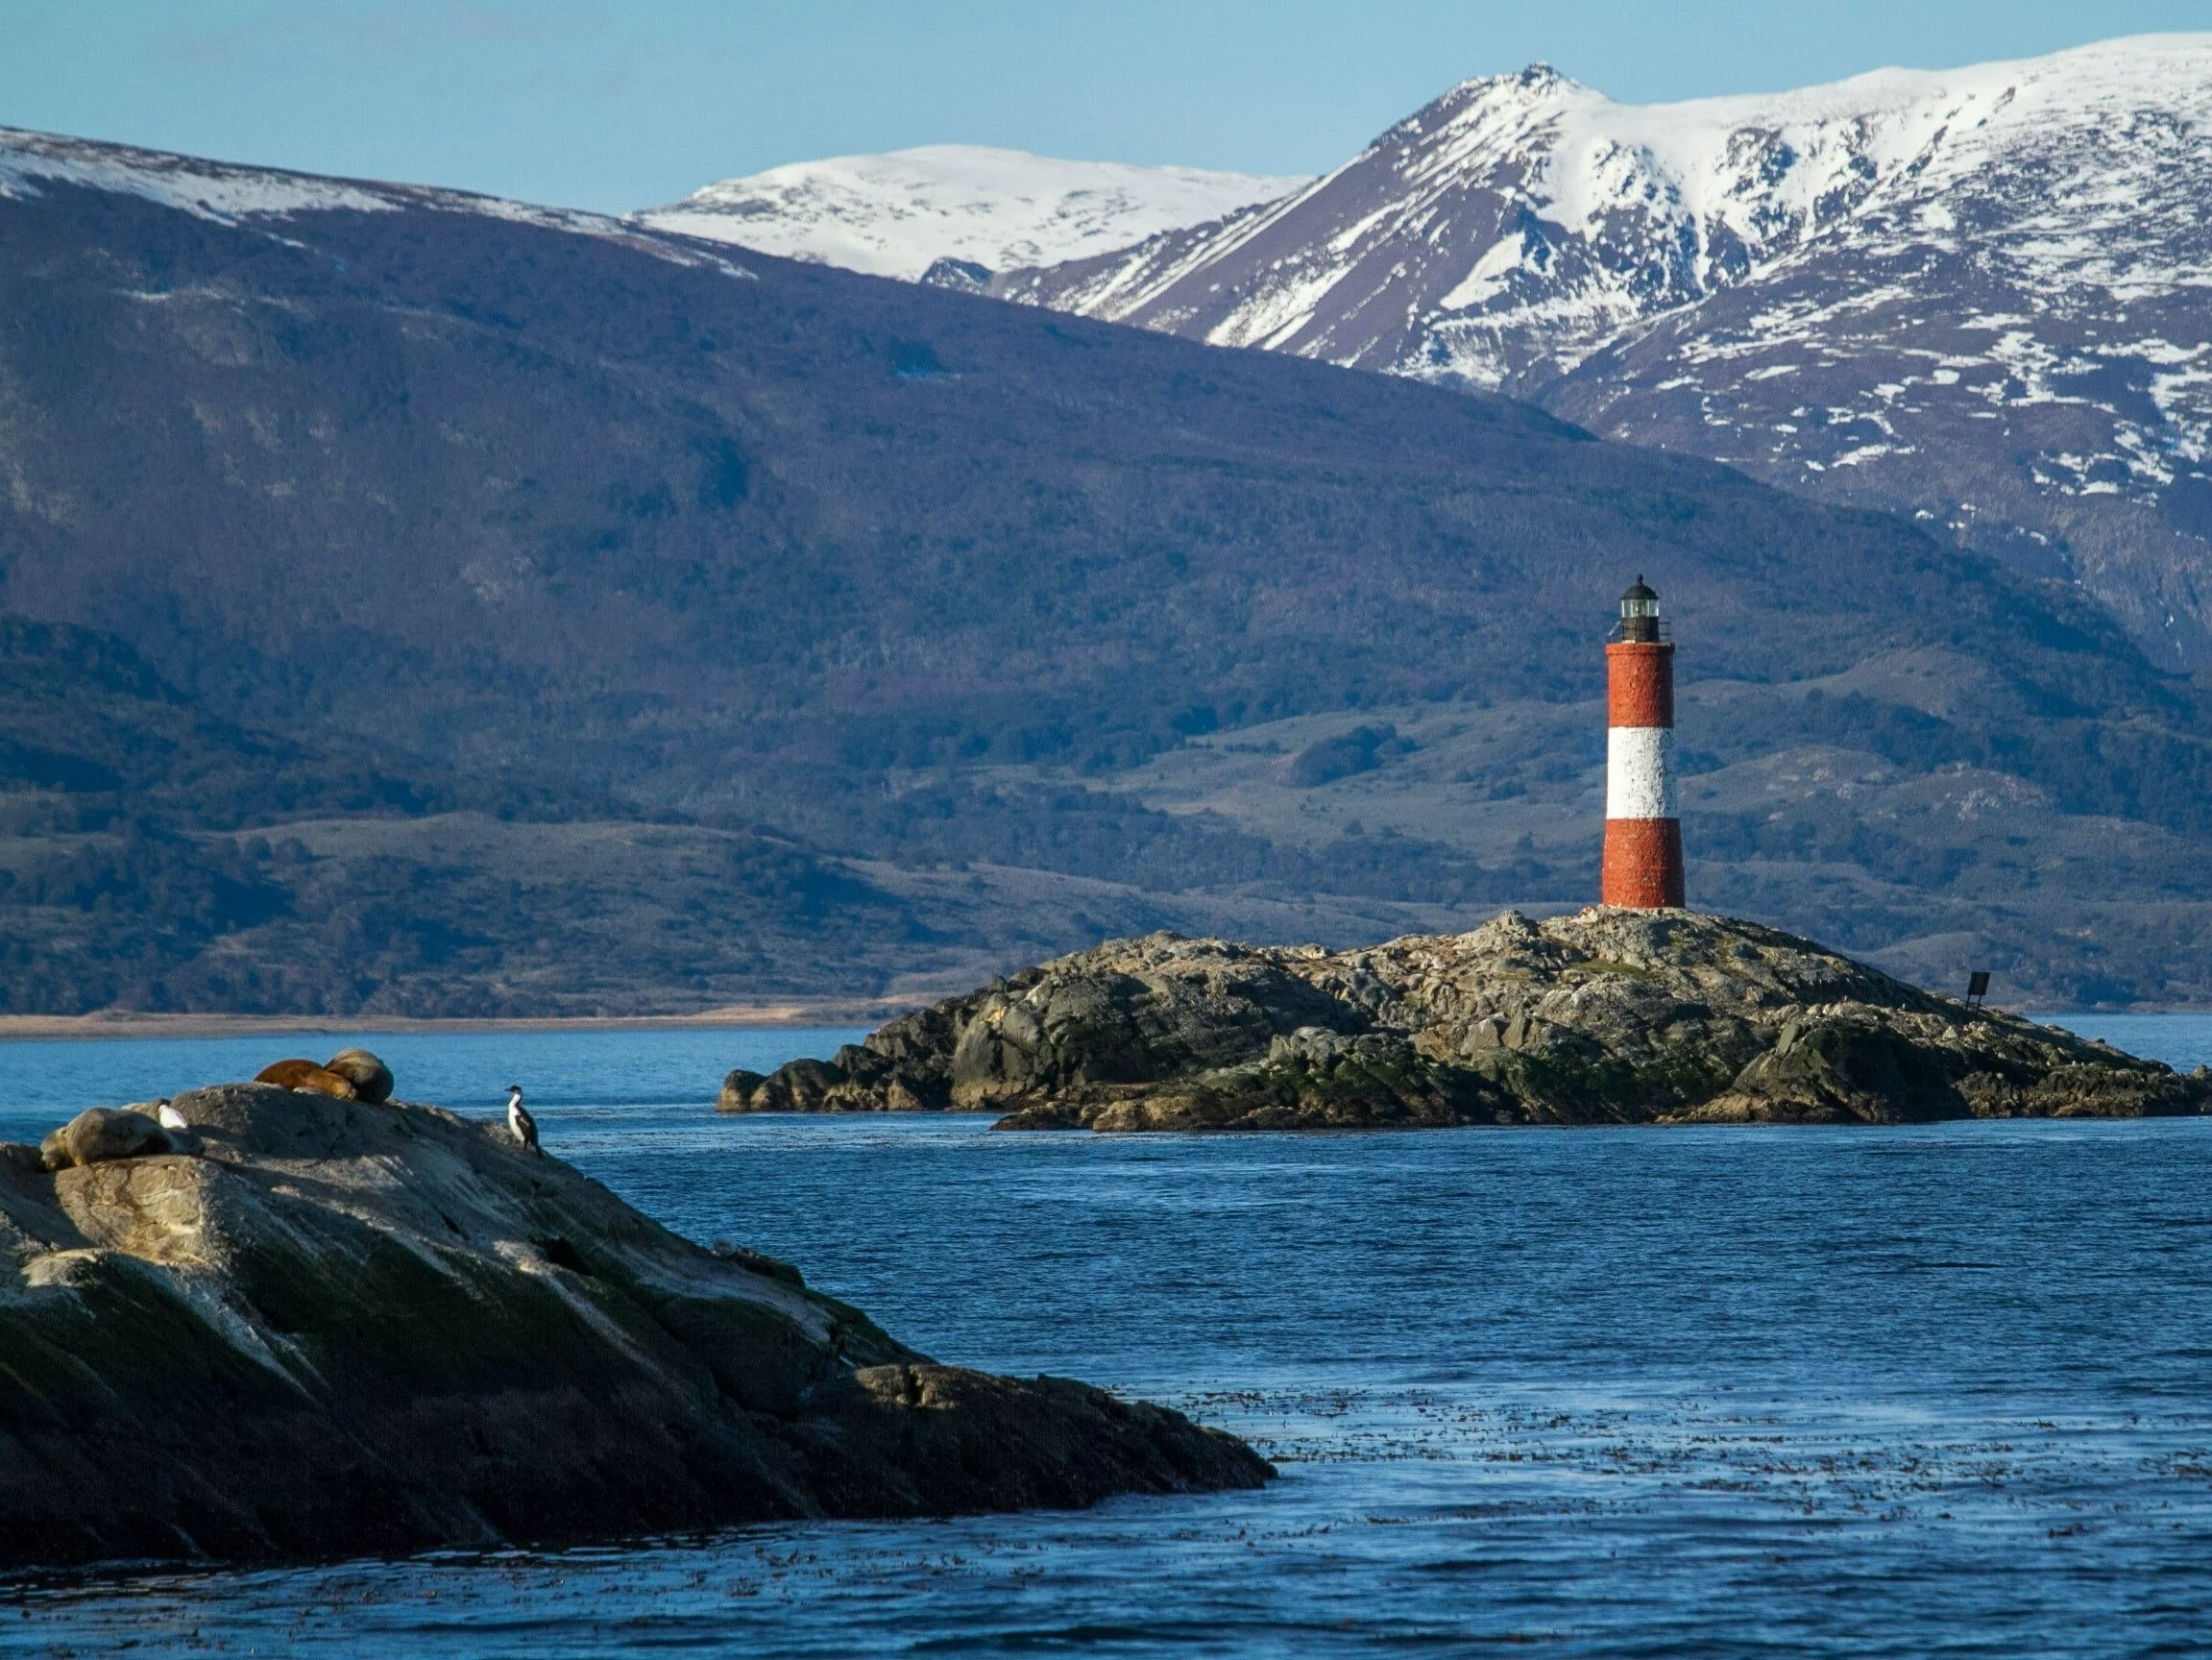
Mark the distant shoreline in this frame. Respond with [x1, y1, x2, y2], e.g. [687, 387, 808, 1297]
[0, 1004, 907, 1042]
[0, 1003, 2187, 1045]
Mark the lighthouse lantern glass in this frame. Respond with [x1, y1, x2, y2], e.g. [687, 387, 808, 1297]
[1619, 580, 1662, 644]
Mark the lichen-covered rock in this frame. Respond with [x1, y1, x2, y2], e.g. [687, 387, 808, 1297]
[728, 910, 2212, 1132]
[0, 1083, 1267, 1570]
[0, 1142, 49, 1177]
[38, 1107, 173, 1171]
[717, 1067, 770, 1112]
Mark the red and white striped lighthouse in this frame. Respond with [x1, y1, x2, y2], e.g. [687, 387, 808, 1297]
[1602, 576, 1685, 909]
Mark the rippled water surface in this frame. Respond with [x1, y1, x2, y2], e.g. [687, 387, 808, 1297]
[1, 1016, 2209, 1656]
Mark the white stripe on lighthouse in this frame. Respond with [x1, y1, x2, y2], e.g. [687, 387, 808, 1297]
[1606, 726, 1676, 820]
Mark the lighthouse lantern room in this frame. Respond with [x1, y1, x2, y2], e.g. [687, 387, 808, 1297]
[1602, 577, 1686, 908]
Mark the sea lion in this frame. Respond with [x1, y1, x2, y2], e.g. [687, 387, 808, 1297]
[253, 1059, 358, 1099]
[323, 1048, 394, 1104]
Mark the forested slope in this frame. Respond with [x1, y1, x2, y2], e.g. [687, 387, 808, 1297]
[0, 132, 2208, 1008]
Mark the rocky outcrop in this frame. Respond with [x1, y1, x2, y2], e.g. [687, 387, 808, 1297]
[0, 1079, 1267, 1570]
[723, 910, 2212, 1130]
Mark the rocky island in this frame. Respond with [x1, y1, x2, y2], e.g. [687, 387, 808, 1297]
[723, 910, 2211, 1130]
[0, 1058, 1268, 1570]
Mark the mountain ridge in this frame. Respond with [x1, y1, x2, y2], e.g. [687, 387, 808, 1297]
[634, 145, 1305, 281]
[4, 122, 2212, 1010]
[922, 35, 2212, 671]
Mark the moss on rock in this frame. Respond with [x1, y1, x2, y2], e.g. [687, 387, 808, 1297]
[0, 1082, 1269, 1571]
[730, 910, 2211, 1132]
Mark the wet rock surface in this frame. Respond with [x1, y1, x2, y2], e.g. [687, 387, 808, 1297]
[0, 1080, 1268, 1571]
[725, 910, 2212, 1131]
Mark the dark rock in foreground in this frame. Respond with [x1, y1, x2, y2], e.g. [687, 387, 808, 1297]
[723, 910, 2211, 1130]
[0, 1084, 1267, 1571]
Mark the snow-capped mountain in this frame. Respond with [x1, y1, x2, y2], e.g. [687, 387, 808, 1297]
[633, 146, 1306, 282]
[993, 36, 2212, 667]
[0, 124, 754, 276]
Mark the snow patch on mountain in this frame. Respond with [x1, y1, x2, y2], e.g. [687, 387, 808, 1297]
[634, 145, 1308, 281]
[1003, 36, 2212, 389]
[0, 127, 753, 278]
[0, 127, 401, 223]
[989, 34, 2212, 666]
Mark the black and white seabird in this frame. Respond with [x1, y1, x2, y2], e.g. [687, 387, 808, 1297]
[506, 1084, 539, 1152]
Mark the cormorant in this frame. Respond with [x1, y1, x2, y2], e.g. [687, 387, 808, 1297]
[506, 1084, 539, 1152]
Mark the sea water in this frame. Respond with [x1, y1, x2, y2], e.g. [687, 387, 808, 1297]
[0, 1015, 2206, 1656]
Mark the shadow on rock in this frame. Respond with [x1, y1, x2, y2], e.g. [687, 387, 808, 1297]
[0, 1068, 1269, 1572]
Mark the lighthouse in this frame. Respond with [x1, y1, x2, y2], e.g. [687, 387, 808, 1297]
[1602, 577, 1685, 909]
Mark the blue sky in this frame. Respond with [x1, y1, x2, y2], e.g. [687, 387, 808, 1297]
[7, 1, 2208, 210]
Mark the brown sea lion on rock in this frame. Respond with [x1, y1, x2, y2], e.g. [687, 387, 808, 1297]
[323, 1048, 394, 1104]
[253, 1060, 357, 1099]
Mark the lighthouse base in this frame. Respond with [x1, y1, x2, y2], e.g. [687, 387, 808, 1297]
[1602, 818, 1685, 909]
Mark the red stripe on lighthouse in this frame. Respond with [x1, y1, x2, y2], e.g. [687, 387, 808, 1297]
[1606, 647, 1674, 729]
[1602, 818, 1685, 909]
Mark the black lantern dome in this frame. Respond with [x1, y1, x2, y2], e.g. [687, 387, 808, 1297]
[1618, 576, 1661, 644]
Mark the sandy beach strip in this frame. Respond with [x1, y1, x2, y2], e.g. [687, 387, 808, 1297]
[0, 1003, 910, 1042]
